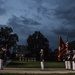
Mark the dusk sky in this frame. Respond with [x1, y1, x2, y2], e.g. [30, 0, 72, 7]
[0, 0, 75, 50]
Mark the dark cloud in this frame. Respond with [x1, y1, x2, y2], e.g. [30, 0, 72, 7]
[37, 6, 48, 15]
[0, 24, 7, 27]
[21, 16, 41, 25]
[35, 0, 43, 4]
[0, 0, 6, 15]
[35, 0, 50, 17]
[55, 8, 75, 25]
[7, 16, 29, 44]
[7, 15, 41, 45]
[2, 0, 75, 50]
[34, 15, 42, 20]
[35, 0, 58, 19]
[0, 7, 6, 15]
[53, 0, 75, 39]
[8, 15, 41, 26]
[0, 0, 5, 5]
[20, 0, 54, 19]
[55, 0, 75, 25]
[7, 15, 21, 28]
[51, 25, 75, 39]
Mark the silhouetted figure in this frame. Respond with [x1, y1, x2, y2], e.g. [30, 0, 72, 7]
[40, 49, 44, 70]
[0, 47, 6, 70]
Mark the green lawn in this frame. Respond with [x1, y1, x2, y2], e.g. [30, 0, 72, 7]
[7, 60, 65, 68]
[3, 61, 75, 75]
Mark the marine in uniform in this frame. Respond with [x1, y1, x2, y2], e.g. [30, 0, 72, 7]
[0, 49, 3, 69]
[64, 50, 71, 70]
[72, 50, 75, 70]
[0, 48, 5, 70]
[40, 49, 44, 70]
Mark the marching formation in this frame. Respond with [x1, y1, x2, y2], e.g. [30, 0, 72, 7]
[0, 35, 75, 72]
[64, 50, 75, 70]
[58, 35, 75, 71]
[0, 46, 75, 71]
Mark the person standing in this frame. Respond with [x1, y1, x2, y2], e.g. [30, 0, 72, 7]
[40, 49, 44, 71]
[65, 50, 71, 70]
[0, 49, 3, 70]
[72, 50, 75, 70]
[0, 47, 5, 70]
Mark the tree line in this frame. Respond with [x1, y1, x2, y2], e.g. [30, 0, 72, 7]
[0, 26, 18, 57]
[0, 26, 59, 61]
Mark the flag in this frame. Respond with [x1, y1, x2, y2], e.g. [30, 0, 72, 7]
[65, 41, 68, 50]
[65, 35, 69, 50]
[58, 36, 66, 61]
[58, 46, 61, 61]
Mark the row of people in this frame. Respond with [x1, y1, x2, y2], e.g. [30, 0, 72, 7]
[40, 49, 75, 71]
[1, 48, 75, 71]
[64, 50, 75, 70]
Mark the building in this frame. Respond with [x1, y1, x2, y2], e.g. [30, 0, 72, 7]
[15, 45, 36, 61]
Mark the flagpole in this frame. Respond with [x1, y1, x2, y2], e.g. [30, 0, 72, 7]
[58, 35, 61, 61]
[67, 34, 68, 50]
[67, 34, 68, 42]
[65, 34, 69, 54]
[58, 35, 60, 46]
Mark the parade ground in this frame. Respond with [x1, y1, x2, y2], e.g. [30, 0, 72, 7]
[0, 68, 75, 74]
[0, 60, 75, 74]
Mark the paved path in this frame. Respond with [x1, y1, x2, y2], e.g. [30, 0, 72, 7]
[0, 68, 75, 74]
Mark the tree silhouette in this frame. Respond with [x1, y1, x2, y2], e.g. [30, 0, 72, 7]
[0, 27, 19, 57]
[27, 31, 50, 61]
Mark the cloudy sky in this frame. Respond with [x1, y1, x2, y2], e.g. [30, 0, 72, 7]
[0, 0, 75, 50]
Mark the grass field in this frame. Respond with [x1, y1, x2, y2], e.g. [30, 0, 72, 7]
[2, 61, 75, 75]
[7, 60, 65, 68]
